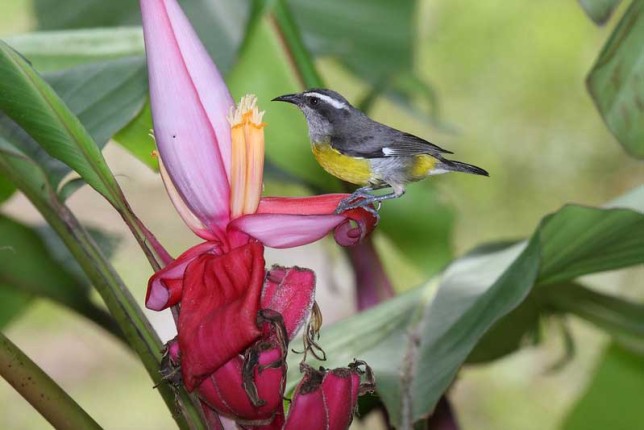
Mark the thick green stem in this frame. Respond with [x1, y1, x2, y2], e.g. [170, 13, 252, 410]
[0, 332, 102, 430]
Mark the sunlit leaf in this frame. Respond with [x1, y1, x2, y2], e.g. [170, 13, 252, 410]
[564, 344, 644, 430]
[587, 0, 644, 158]
[113, 101, 158, 170]
[4, 28, 145, 72]
[33, 0, 248, 72]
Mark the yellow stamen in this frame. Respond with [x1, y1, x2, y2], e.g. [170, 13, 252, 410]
[227, 95, 265, 217]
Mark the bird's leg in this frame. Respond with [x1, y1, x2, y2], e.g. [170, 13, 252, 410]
[335, 184, 404, 214]
[341, 186, 375, 205]
[335, 185, 380, 214]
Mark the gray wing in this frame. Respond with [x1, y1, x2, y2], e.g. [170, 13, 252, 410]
[331, 128, 452, 159]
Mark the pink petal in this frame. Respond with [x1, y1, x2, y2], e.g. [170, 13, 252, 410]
[140, 0, 233, 237]
[146, 241, 222, 310]
[229, 195, 378, 248]
[229, 213, 346, 248]
[157, 153, 219, 240]
[262, 267, 316, 339]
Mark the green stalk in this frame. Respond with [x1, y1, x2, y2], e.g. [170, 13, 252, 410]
[0, 332, 102, 430]
[270, 0, 324, 88]
[0, 155, 206, 430]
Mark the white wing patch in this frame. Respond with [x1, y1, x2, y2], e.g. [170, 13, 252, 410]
[304, 92, 348, 110]
[382, 147, 395, 156]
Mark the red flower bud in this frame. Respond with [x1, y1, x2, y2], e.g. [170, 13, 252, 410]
[195, 265, 317, 424]
[283, 362, 375, 430]
[199, 341, 286, 426]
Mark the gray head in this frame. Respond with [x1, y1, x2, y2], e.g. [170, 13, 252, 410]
[272, 89, 357, 142]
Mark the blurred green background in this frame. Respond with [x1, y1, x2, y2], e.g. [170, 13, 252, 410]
[0, 0, 642, 429]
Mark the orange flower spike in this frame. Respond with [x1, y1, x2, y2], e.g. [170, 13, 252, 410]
[228, 95, 265, 218]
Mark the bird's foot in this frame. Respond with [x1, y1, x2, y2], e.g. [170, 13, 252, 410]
[334, 193, 381, 219]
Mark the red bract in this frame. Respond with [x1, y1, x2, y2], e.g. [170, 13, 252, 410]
[281, 362, 375, 430]
[195, 266, 316, 423]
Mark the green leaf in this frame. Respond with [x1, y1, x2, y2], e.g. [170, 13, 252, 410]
[4, 28, 145, 72]
[466, 291, 541, 363]
[289, 0, 415, 81]
[44, 56, 148, 146]
[587, 0, 644, 158]
[579, 0, 622, 25]
[113, 101, 159, 170]
[33, 0, 248, 72]
[288, 186, 644, 427]
[407, 240, 540, 425]
[538, 201, 644, 285]
[0, 214, 90, 309]
[0, 116, 72, 188]
[0, 287, 31, 328]
[0, 172, 16, 203]
[543, 283, 644, 354]
[0, 40, 121, 205]
[564, 344, 644, 430]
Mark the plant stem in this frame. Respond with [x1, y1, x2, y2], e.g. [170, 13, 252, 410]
[270, 0, 324, 88]
[347, 237, 395, 310]
[0, 332, 102, 430]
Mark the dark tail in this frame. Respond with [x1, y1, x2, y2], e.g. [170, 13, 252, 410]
[440, 159, 489, 177]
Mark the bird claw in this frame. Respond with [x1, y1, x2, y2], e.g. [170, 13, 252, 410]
[334, 192, 381, 222]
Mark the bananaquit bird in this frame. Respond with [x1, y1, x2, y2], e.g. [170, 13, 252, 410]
[272, 89, 488, 213]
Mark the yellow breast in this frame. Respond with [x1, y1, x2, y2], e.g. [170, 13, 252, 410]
[311, 143, 372, 185]
[410, 154, 438, 180]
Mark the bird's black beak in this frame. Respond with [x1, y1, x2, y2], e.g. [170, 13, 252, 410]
[271, 93, 301, 105]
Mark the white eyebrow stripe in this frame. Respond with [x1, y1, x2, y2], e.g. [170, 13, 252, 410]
[304, 92, 348, 110]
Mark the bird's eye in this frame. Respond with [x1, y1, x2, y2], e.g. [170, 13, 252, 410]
[309, 97, 319, 106]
